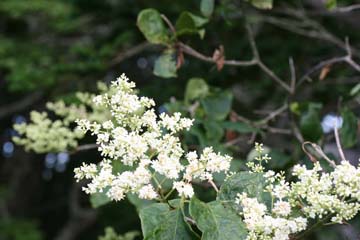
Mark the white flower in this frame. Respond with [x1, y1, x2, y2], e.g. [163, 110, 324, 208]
[173, 181, 194, 198]
[321, 114, 343, 134]
[273, 201, 291, 217]
[138, 185, 158, 200]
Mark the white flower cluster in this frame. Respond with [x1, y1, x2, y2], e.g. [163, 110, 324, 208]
[236, 158, 360, 240]
[236, 193, 307, 240]
[74, 74, 232, 201]
[290, 161, 360, 223]
[247, 143, 271, 173]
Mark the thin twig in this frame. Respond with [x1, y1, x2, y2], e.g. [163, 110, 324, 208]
[208, 180, 219, 192]
[161, 14, 176, 34]
[70, 144, 98, 155]
[303, 141, 337, 168]
[178, 42, 257, 66]
[332, 4, 360, 13]
[110, 42, 152, 66]
[245, 23, 292, 93]
[0, 91, 43, 119]
[289, 57, 296, 93]
[255, 103, 288, 126]
[297, 38, 360, 88]
[333, 124, 347, 162]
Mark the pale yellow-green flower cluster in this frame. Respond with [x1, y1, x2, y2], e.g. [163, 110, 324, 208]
[13, 83, 112, 153]
[13, 111, 84, 153]
[74, 74, 232, 201]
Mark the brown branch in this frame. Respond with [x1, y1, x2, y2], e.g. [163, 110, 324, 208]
[178, 24, 293, 93]
[110, 42, 152, 66]
[0, 91, 43, 119]
[255, 103, 288, 126]
[178, 42, 257, 66]
[70, 144, 98, 155]
[297, 38, 360, 87]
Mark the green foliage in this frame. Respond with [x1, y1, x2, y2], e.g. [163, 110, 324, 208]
[300, 103, 323, 142]
[153, 51, 177, 78]
[201, 90, 233, 121]
[175, 12, 208, 38]
[90, 191, 112, 209]
[325, 0, 337, 10]
[217, 172, 271, 212]
[137, 9, 170, 44]
[139, 203, 194, 240]
[189, 198, 247, 240]
[340, 108, 358, 148]
[0, 219, 43, 240]
[200, 0, 215, 18]
[98, 227, 139, 240]
[184, 78, 209, 103]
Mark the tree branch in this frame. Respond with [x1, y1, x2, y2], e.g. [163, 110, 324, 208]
[0, 91, 43, 119]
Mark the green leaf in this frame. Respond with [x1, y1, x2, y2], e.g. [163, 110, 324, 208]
[139, 203, 169, 238]
[175, 11, 208, 37]
[201, 91, 233, 121]
[300, 103, 323, 142]
[189, 198, 247, 240]
[127, 193, 155, 211]
[90, 191, 111, 208]
[185, 78, 209, 103]
[340, 108, 358, 148]
[350, 83, 360, 96]
[325, 0, 337, 10]
[268, 149, 292, 169]
[247, 0, 273, 9]
[137, 9, 170, 44]
[153, 52, 177, 78]
[220, 121, 258, 133]
[217, 172, 271, 212]
[200, 0, 215, 18]
[139, 203, 194, 240]
[204, 120, 224, 143]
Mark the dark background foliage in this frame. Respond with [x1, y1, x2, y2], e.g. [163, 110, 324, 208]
[0, 0, 359, 239]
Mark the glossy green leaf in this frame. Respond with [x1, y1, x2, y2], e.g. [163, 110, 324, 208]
[137, 9, 170, 44]
[153, 52, 177, 78]
[184, 78, 209, 103]
[300, 103, 323, 142]
[176, 11, 208, 37]
[139, 203, 194, 240]
[201, 91, 233, 121]
[190, 198, 247, 240]
[340, 108, 358, 148]
[217, 172, 271, 212]
[200, 0, 215, 17]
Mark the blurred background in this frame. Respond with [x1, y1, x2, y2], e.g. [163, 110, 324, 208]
[0, 0, 359, 239]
